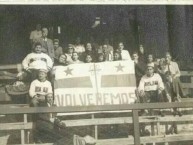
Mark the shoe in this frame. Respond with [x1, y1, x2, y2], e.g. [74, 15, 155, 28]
[160, 111, 165, 117]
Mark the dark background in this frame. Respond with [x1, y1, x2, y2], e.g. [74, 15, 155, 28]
[0, 5, 192, 64]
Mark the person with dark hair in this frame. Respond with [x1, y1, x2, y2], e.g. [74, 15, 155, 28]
[138, 63, 165, 116]
[34, 94, 68, 144]
[146, 54, 158, 72]
[80, 42, 96, 62]
[157, 58, 167, 81]
[37, 27, 55, 61]
[132, 52, 146, 86]
[56, 54, 68, 66]
[97, 53, 105, 62]
[117, 42, 131, 60]
[85, 53, 93, 63]
[71, 52, 83, 64]
[65, 44, 74, 64]
[19, 42, 53, 81]
[138, 44, 146, 62]
[53, 39, 63, 62]
[113, 50, 122, 61]
[102, 44, 113, 61]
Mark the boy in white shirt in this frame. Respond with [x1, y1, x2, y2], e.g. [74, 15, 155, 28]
[138, 63, 165, 116]
[29, 69, 53, 107]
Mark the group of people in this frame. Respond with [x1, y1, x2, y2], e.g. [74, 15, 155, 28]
[16, 24, 185, 142]
[25, 24, 185, 116]
[21, 24, 133, 107]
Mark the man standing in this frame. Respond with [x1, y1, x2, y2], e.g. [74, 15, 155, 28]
[132, 52, 146, 86]
[38, 27, 55, 61]
[30, 24, 42, 45]
[117, 42, 131, 60]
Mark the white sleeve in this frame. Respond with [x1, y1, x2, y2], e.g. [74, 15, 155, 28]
[157, 74, 164, 90]
[138, 77, 145, 92]
[22, 54, 30, 70]
[29, 81, 37, 98]
[175, 62, 181, 77]
[45, 54, 54, 70]
[125, 51, 131, 60]
[47, 81, 53, 94]
[122, 50, 131, 60]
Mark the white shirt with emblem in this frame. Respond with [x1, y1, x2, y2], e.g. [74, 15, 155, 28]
[138, 73, 164, 92]
[29, 79, 53, 98]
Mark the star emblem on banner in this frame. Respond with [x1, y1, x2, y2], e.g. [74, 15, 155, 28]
[64, 67, 73, 76]
[115, 63, 124, 72]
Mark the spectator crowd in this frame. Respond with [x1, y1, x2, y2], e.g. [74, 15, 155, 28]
[15, 24, 185, 143]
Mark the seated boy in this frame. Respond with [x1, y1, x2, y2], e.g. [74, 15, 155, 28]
[29, 69, 53, 107]
[138, 63, 165, 116]
[19, 42, 53, 81]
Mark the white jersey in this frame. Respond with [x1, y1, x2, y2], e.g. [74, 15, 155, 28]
[138, 73, 164, 92]
[22, 52, 53, 70]
[29, 79, 53, 98]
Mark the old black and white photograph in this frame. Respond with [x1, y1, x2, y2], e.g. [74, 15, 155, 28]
[0, 3, 193, 145]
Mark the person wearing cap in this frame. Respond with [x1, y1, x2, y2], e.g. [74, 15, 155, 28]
[20, 42, 53, 81]
[29, 69, 53, 107]
[53, 39, 63, 62]
[138, 63, 165, 116]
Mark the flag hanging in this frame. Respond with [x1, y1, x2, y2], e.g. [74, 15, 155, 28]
[54, 61, 137, 107]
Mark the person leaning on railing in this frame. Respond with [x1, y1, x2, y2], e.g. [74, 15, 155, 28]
[33, 93, 67, 143]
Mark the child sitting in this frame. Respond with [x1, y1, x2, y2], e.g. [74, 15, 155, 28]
[29, 69, 53, 107]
